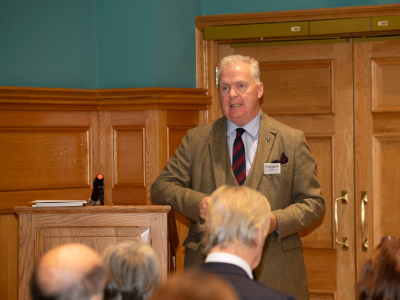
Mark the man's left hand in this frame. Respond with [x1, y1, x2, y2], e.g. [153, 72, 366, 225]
[269, 212, 278, 234]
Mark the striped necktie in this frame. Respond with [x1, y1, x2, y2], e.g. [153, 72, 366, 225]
[232, 128, 246, 185]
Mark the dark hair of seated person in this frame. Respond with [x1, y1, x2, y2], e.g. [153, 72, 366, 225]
[358, 237, 400, 300]
[149, 271, 239, 300]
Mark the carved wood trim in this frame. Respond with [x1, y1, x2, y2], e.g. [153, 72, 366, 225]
[14, 205, 172, 214]
[0, 87, 212, 111]
[195, 4, 400, 29]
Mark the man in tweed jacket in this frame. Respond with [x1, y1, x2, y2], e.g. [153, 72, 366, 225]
[150, 55, 325, 300]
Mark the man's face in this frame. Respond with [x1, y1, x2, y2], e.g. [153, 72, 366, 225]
[219, 62, 263, 127]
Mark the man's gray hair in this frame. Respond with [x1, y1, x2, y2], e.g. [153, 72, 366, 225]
[218, 55, 261, 83]
[202, 185, 271, 254]
[102, 240, 160, 300]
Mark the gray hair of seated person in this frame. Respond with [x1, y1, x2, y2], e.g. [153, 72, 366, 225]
[218, 54, 261, 83]
[102, 240, 160, 300]
[202, 185, 271, 254]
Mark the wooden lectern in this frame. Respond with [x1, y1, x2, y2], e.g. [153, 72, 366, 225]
[15, 205, 179, 300]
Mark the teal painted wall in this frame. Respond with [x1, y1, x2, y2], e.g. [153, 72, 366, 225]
[203, 0, 400, 15]
[97, 0, 202, 89]
[0, 0, 97, 88]
[155, 0, 202, 88]
[0, 0, 398, 89]
[96, 0, 157, 88]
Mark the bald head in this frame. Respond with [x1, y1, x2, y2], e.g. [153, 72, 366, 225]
[31, 244, 106, 300]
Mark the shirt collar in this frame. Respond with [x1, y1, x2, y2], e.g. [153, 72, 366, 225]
[205, 252, 253, 279]
[227, 110, 261, 138]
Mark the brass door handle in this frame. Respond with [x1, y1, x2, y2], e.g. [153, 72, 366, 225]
[361, 191, 368, 252]
[335, 191, 349, 250]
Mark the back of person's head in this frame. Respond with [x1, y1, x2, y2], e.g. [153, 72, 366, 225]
[149, 271, 239, 300]
[202, 185, 271, 253]
[102, 240, 159, 300]
[30, 243, 106, 300]
[358, 237, 400, 300]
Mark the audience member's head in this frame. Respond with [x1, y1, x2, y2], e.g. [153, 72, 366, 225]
[358, 236, 400, 300]
[149, 271, 239, 300]
[102, 240, 159, 300]
[202, 185, 271, 269]
[31, 243, 106, 300]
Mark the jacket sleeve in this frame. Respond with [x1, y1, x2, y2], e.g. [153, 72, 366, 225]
[150, 130, 208, 223]
[272, 131, 325, 243]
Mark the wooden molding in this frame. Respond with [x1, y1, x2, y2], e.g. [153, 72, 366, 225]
[14, 205, 171, 214]
[0, 86, 212, 111]
[195, 4, 400, 29]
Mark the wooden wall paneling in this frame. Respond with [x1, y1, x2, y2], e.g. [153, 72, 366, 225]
[259, 60, 333, 114]
[371, 58, 400, 112]
[354, 41, 375, 280]
[0, 189, 96, 214]
[303, 249, 337, 291]
[91, 111, 100, 185]
[196, 28, 219, 122]
[331, 41, 357, 299]
[354, 40, 400, 284]
[0, 213, 18, 300]
[0, 110, 95, 212]
[146, 110, 168, 205]
[0, 128, 90, 191]
[373, 135, 400, 238]
[111, 111, 147, 205]
[99, 111, 113, 205]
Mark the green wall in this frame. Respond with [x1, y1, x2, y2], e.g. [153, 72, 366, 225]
[97, 0, 202, 89]
[0, 0, 97, 89]
[0, 0, 397, 89]
[96, 0, 157, 88]
[155, 0, 202, 88]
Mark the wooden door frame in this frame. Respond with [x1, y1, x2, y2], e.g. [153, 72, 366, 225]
[195, 4, 400, 121]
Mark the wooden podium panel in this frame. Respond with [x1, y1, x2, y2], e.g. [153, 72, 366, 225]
[15, 205, 178, 300]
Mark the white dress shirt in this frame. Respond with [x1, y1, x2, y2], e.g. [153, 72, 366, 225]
[227, 110, 261, 177]
[205, 252, 253, 279]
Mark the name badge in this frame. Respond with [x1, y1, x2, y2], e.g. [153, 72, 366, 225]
[264, 163, 281, 174]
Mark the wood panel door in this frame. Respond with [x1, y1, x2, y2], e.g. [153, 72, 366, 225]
[354, 40, 400, 280]
[216, 41, 355, 300]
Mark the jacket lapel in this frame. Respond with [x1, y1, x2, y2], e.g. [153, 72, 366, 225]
[210, 117, 228, 188]
[246, 112, 277, 190]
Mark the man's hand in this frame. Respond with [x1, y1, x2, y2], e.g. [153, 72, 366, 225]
[268, 212, 278, 234]
[199, 196, 211, 220]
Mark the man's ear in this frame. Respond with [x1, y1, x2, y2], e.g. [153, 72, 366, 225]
[257, 82, 264, 99]
[90, 293, 103, 300]
[254, 227, 264, 247]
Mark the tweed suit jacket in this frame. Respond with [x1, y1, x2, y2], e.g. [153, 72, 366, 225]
[200, 262, 297, 300]
[150, 111, 325, 300]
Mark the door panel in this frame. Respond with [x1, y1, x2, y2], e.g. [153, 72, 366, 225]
[354, 40, 400, 280]
[218, 41, 355, 299]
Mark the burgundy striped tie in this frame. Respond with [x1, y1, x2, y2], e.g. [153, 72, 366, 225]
[232, 128, 246, 185]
